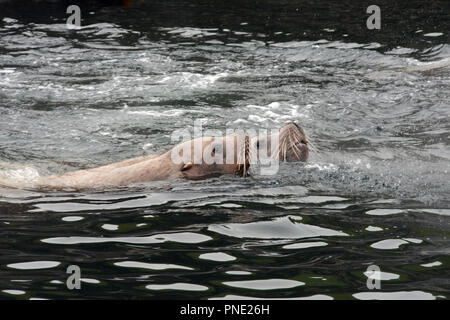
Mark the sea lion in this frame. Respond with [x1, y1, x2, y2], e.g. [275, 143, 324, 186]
[0, 122, 309, 190]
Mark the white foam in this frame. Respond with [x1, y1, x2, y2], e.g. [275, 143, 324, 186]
[305, 163, 338, 171]
[165, 27, 218, 38]
[248, 114, 269, 123]
[0, 166, 40, 182]
[126, 109, 185, 117]
[156, 72, 228, 89]
[0, 68, 15, 74]
[245, 102, 310, 124]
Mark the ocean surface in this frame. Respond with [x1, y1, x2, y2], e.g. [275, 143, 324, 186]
[0, 0, 449, 300]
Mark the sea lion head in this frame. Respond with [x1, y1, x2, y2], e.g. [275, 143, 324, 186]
[170, 134, 250, 180]
[250, 122, 309, 162]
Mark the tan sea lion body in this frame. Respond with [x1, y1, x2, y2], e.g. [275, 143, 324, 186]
[0, 123, 309, 190]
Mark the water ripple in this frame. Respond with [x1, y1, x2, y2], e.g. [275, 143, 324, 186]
[41, 232, 212, 245]
[208, 216, 348, 239]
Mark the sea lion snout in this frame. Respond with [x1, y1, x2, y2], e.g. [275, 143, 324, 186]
[251, 122, 309, 163]
[279, 122, 309, 162]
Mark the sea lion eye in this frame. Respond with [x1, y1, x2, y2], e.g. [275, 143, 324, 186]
[181, 162, 193, 172]
[211, 144, 222, 155]
[256, 140, 265, 149]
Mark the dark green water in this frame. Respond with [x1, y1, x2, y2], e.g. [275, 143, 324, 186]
[0, 0, 449, 300]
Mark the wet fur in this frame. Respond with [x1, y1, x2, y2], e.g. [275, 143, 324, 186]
[0, 123, 308, 190]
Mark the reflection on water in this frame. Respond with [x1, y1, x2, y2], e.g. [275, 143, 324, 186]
[210, 294, 334, 300]
[7, 261, 61, 270]
[0, 0, 449, 300]
[223, 279, 305, 290]
[352, 291, 437, 300]
[199, 252, 237, 262]
[208, 216, 348, 239]
[146, 283, 209, 292]
[282, 241, 328, 250]
[41, 232, 212, 245]
[1, 186, 448, 299]
[115, 261, 194, 271]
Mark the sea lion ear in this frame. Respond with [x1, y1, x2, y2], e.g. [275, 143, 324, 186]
[181, 162, 193, 172]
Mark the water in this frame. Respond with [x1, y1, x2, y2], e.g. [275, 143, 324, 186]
[0, 0, 449, 300]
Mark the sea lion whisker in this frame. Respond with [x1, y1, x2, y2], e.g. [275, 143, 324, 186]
[282, 136, 288, 161]
[289, 135, 303, 160]
[288, 128, 302, 151]
[277, 137, 286, 161]
[306, 138, 319, 153]
[291, 140, 302, 159]
[248, 145, 258, 164]
[235, 134, 250, 177]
